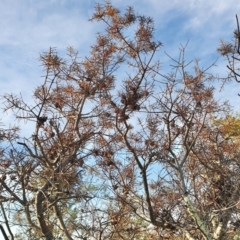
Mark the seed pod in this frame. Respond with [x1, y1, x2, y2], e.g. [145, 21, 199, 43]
[37, 116, 48, 126]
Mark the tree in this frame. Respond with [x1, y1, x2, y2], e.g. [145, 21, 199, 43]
[0, 2, 239, 240]
[217, 15, 240, 85]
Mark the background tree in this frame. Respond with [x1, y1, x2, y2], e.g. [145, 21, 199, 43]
[218, 15, 240, 85]
[0, 2, 239, 240]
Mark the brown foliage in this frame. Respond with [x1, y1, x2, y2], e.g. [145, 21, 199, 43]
[0, 3, 239, 240]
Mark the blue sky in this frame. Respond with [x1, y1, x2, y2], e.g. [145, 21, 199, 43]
[0, 0, 240, 127]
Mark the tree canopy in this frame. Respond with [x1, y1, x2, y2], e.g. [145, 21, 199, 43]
[0, 2, 240, 240]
